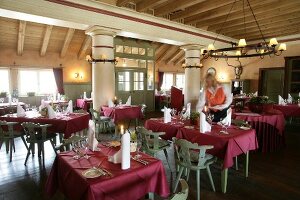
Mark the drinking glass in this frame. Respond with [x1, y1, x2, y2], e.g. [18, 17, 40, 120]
[0, 98, 4, 104]
[207, 113, 214, 126]
[81, 138, 91, 159]
[134, 134, 142, 159]
[219, 119, 229, 134]
[72, 141, 81, 160]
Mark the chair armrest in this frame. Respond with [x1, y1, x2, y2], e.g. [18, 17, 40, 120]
[193, 145, 214, 150]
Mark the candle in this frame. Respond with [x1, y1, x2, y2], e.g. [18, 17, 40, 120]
[204, 106, 208, 113]
[114, 96, 117, 100]
[120, 125, 124, 135]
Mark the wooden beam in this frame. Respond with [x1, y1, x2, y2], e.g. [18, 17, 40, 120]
[170, 0, 235, 20]
[174, 54, 185, 66]
[17, 20, 26, 56]
[60, 28, 75, 58]
[156, 46, 177, 63]
[40, 25, 53, 56]
[155, 44, 169, 56]
[136, 0, 167, 12]
[78, 35, 91, 59]
[165, 48, 183, 64]
[155, 0, 205, 17]
[116, 0, 132, 6]
[247, 29, 300, 41]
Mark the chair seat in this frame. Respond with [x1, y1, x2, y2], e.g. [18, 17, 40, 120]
[26, 133, 56, 143]
[99, 116, 111, 121]
[147, 138, 170, 150]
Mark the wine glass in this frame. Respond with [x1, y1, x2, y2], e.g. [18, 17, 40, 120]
[134, 133, 142, 159]
[81, 138, 91, 159]
[207, 113, 214, 126]
[0, 98, 4, 104]
[219, 118, 229, 134]
[72, 141, 81, 160]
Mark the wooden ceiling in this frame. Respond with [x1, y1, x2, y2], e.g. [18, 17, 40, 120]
[114, 0, 300, 41]
[0, 17, 184, 65]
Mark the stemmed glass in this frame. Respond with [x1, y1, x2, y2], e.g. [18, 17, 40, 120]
[0, 98, 4, 104]
[207, 113, 214, 126]
[170, 108, 177, 124]
[219, 118, 229, 134]
[134, 133, 142, 159]
[81, 138, 91, 159]
[72, 141, 81, 160]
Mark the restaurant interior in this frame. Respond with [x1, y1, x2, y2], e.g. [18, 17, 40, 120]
[0, 0, 300, 200]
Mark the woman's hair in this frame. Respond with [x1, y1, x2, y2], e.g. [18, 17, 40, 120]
[204, 73, 218, 89]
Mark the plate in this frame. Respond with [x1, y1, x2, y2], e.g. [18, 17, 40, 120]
[82, 168, 103, 178]
[184, 126, 194, 129]
[240, 126, 251, 130]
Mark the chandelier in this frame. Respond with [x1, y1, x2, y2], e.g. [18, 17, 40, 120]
[201, 0, 287, 60]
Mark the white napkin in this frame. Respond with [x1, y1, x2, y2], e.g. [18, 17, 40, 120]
[47, 105, 56, 119]
[254, 91, 258, 97]
[278, 95, 285, 105]
[121, 131, 131, 170]
[87, 120, 98, 151]
[83, 92, 87, 99]
[17, 104, 26, 117]
[108, 149, 122, 164]
[125, 96, 131, 106]
[200, 112, 211, 133]
[182, 103, 191, 119]
[108, 99, 114, 108]
[66, 100, 73, 113]
[8, 95, 12, 106]
[288, 93, 293, 104]
[221, 108, 232, 126]
[57, 93, 61, 101]
[164, 106, 171, 123]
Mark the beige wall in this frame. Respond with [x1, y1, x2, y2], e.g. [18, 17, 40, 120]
[0, 49, 92, 83]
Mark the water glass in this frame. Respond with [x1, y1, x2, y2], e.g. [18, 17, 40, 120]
[134, 134, 142, 159]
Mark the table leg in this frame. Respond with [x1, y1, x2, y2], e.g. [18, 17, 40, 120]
[245, 151, 249, 178]
[221, 168, 228, 193]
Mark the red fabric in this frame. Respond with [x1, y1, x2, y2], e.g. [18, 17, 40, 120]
[170, 86, 184, 111]
[45, 145, 170, 200]
[76, 99, 93, 111]
[177, 126, 258, 169]
[53, 68, 64, 94]
[101, 105, 143, 123]
[273, 104, 300, 118]
[158, 72, 164, 91]
[0, 113, 89, 138]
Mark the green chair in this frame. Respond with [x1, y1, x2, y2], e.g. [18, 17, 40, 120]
[136, 127, 171, 170]
[171, 179, 189, 200]
[55, 135, 87, 152]
[90, 108, 114, 138]
[0, 121, 28, 162]
[21, 122, 57, 166]
[172, 138, 216, 200]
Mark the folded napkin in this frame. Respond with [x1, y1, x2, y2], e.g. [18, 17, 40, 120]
[83, 92, 87, 100]
[164, 106, 171, 123]
[8, 95, 12, 106]
[108, 149, 122, 164]
[121, 131, 131, 170]
[200, 112, 211, 133]
[182, 103, 191, 119]
[278, 95, 285, 105]
[47, 105, 56, 119]
[87, 120, 98, 151]
[288, 93, 293, 104]
[66, 100, 73, 113]
[221, 108, 232, 126]
[17, 104, 26, 117]
[39, 99, 49, 111]
[254, 91, 258, 97]
[57, 93, 61, 101]
[125, 96, 131, 106]
[108, 99, 114, 108]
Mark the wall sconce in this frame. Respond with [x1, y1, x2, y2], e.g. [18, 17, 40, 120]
[86, 54, 118, 64]
[74, 72, 83, 79]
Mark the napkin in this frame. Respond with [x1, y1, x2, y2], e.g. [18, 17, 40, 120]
[8, 95, 12, 106]
[57, 93, 61, 101]
[66, 100, 73, 113]
[17, 104, 26, 117]
[164, 106, 171, 123]
[254, 91, 258, 97]
[87, 120, 98, 151]
[121, 131, 131, 170]
[199, 112, 211, 133]
[108, 149, 122, 164]
[125, 96, 131, 106]
[221, 108, 232, 126]
[47, 105, 56, 119]
[83, 92, 87, 99]
[288, 93, 293, 104]
[108, 99, 114, 108]
[278, 95, 285, 105]
[182, 103, 191, 119]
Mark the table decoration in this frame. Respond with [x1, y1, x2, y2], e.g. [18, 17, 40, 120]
[248, 96, 274, 113]
[190, 111, 200, 125]
[200, 111, 211, 133]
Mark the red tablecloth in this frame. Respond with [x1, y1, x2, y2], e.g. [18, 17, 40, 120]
[76, 99, 93, 111]
[233, 111, 285, 152]
[273, 104, 300, 118]
[177, 126, 258, 169]
[0, 112, 89, 138]
[101, 105, 143, 123]
[45, 145, 170, 200]
[145, 118, 188, 140]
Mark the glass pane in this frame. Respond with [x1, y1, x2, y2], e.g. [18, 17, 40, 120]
[118, 82, 125, 91]
[116, 45, 123, 53]
[139, 82, 144, 90]
[0, 69, 10, 92]
[39, 70, 56, 94]
[139, 60, 146, 68]
[147, 48, 154, 57]
[134, 72, 138, 81]
[176, 74, 185, 89]
[132, 47, 138, 54]
[124, 46, 132, 54]
[19, 70, 38, 95]
[118, 72, 130, 91]
[147, 61, 154, 90]
[139, 48, 145, 55]
[161, 73, 174, 90]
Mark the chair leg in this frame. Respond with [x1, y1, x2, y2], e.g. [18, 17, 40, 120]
[5, 140, 9, 153]
[12, 139, 15, 153]
[50, 139, 58, 155]
[186, 169, 190, 181]
[196, 170, 201, 200]
[163, 149, 171, 171]
[221, 168, 228, 193]
[20, 135, 29, 150]
[32, 143, 35, 156]
[245, 151, 249, 178]
[42, 143, 45, 165]
[24, 143, 32, 166]
[206, 165, 216, 192]
[9, 139, 13, 162]
[173, 166, 184, 193]
[235, 156, 239, 170]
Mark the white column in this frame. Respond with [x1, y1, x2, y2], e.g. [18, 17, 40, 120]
[181, 44, 202, 110]
[85, 26, 119, 110]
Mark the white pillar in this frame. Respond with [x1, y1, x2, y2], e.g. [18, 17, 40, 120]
[85, 26, 119, 110]
[181, 44, 202, 110]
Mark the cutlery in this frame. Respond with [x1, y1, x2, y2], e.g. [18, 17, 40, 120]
[131, 156, 148, 165]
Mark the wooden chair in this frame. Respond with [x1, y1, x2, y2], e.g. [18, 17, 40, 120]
[171, 179, 189, 200]
[55, 135, 87, 152]
[172, 138, 216, 200]
[136, 127, 171, 170]
[0, 121, 28, 162]
[90, 108, 114, 138]
[21, 122, 57, 165]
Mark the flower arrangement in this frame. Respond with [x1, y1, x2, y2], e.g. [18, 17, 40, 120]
[249, 96, 274, 104]
[248, 96, 274, 113]
[190, 111, 200, 125]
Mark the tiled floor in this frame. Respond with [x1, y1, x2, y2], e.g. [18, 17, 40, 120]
[0, 114, 300, 200]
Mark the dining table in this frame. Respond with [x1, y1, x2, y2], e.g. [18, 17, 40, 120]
[233, 110, 285, 152]
[45, 144, 170, 200]
[0, 111, 90, 138]
[76, 98, 93, 111]
[273, 104, 300, 118]
[101, 105, 143, 124]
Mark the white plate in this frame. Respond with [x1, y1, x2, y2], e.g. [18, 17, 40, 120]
[82, 168, 103, 178]
[240, 126, 251, 130]
[184, 126, 194, 129]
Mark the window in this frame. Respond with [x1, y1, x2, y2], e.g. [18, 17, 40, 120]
[18, 69, 57, 95]
[147, 61, 154, 90]
[117, 72, 130, 91]
[133, 72, 144, 91]
[0, 69, 10, 93]
[175, 74, 185, 89]
[161, 73, 174, 90]
[116, 45, 124, 53]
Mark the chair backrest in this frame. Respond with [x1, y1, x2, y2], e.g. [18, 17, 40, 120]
[21, 122, 51, 141]
[89, 108, 100, 122]
[172, 137, 213, 167]
[136, 126, 165, 151]
[171, 179, 189, 200]
[57, 135, 87, 152]
[139, 104, 147, 117]
[0, 120, 16, 138]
